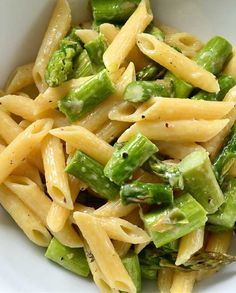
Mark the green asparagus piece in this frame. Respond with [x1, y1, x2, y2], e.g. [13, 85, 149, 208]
[120, 180, 173, 205]
[147, 156, 184, 190]
[192, 74, 236, 101]
[213, 125, 236, 184]
[45, 29, 83, 87]
[73, 50, 95, 78]
[161, 240, 179, 253]
[45, 238, 90, 277]
[143, 193, 207, 248]
[145, 25, 165, 42]
[91, 0, 141, 24]
[123, 80, 173, 103]
[194, 36, 232, 75]
[178, 150, 224, 214]
[164, 71, 193, 98]
[59, 69, 115, 121]
[122, 251, 142, 293]
[208, 179, 236, 230]
[140, 265, 157, 280]
[84, 34, 107, 71]
[136, 63, 166, 81]
[65, 150, 119, 200]
[104, 133, 158, 185]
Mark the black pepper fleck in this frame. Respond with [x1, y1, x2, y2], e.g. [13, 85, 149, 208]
[122, 152, 128, 159]
[63, 198, 67, 203]
[165, 123, 169, 128]
[60, 257, 64, 261]
[141, 115, 145, 119]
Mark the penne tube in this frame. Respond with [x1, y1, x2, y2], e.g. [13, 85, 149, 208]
[103, 0, 153, 72]
[0, 185, 51, 247]
[5, 63, 34, 94]
[76, 62, 135, 133]
[223, 48, 236, 79]
[206, 231, 232, 253]
[41, 135, 73, 210]
[100, 23, 119, 45]
[155, 141, 205, 160]
[109, 97, 235, 122]
[113, 240, 132, 258]
[4, 175, 83, 248]
[118, 119, 229, 143]
[137, 33, 219, 93]
[175, 227, 205, 266]
[74, 212, 136, 292]
[157, 268, 174, 293]
[34, 76, 91, 114]
[33, 0, 72, 92]
[76, 29, 99, 44]
[50, 125, 114, 165]
[94, 199, 137, 218]
[0, 119, 53, 184]
[0, 95, 36, 121]
[170, 271, 196, 293]
[97, 216, 150, 244]
[202, 85, 236, 159]
[18, 120, 31, 129]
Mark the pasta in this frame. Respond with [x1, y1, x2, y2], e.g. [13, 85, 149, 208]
[1, 1, 236, 292]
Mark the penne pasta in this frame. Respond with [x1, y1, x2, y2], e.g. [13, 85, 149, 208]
[41, 135, 73, 210]
[33, 0, 71, 92]
[223, 48, 236, 79]
[5, 63, 34, 94]
[137, 33, 219, 93]
[76, 29, 99, 44]
[175, 227, 205, 266]
[157, 268, 174, 293]
[50, 125, 114, 165]
[0, 185, 51, 247]
[0, 119, 53, 184]
[206, 231, 232, 253]
[103, 0, 153, 72]
[170, 271, 196, 293]
[74, 212, 136, 292]
[113, 240, 132, 258]
[118, 119, 229, 143]
[109, 97, 235, 122]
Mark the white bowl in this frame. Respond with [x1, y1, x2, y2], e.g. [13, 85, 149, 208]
[0, 0, 236, 292]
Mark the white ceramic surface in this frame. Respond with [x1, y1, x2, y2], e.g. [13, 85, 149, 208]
[0, 0, 236, 292]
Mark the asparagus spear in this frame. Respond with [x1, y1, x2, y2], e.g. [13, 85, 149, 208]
[124, 80, 173, 103]
[164, 71, 193, 98]
[73, 50, 95, 78]
[147, 156, 184, 190]
[178, 150, 224, 214]
[45, 238, 90, 277]
[213, 125, 236, 184]
[140, 265, 157, 280]
[161, 240, 179, 253]
[91, 0, 141, 24]
[208, 178, 236, 230]
[136, 63, 166, 81]
[121, 251, 142, 293]
[45, 29, 83, 87]
[194, 36, 232, 75]
[192, 74, 236, 101]
[143, 193, 207, 248]
[59, 69, 115, 121]
[65, 150, 119, 200]
[120, 180, 173, 205]
[145, 25, 165, 42]
[104, 133, 158, 185]
[84, 34, 107, 71]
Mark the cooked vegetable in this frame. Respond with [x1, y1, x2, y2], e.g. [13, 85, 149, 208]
[73, 50, 95, 78]
[66, 150, 119, 200]
[104, 133, 158, 185]
[146, 25, 165, 42]
[164, 71, 193, 98]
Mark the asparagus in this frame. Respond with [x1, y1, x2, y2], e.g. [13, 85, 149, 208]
[178, 150, 224, 214]
[59, 69, 115, 121]
[147, 156, 184, 189]
[91, 0, 141, 24]
[65, 150, 119, 200]
[143, 193, 207, 248]
[161, 240, 179, 253]
[194, 36, 232, 75]
[121, 251, 142, 293]
[120, 180, 173, 205]
[45, 29, 83, 87]
[145, 25, 165, 42]
[213, 125, 236, 184]
[45, 238, 90, 277]
[208, 179, 236, 230]
[84, 34, 107, 71]
[104, 133, 158, 185]
[136, 63, 166, 81]
[164, 71, 193, 98]
[140, 265, 157, 280]
[73, 50, 95, 78]
[192, 74, 236, 101]
[123, 80, 173, 103]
